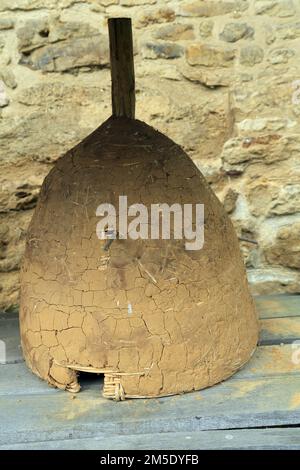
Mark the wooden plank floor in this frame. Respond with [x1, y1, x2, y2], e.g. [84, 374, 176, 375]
[0, 294, 300, 450]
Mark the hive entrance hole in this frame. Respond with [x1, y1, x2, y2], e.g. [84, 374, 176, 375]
[77, 371, 104, 393]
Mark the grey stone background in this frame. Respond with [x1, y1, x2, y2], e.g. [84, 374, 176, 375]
[0, 0, 300, 311]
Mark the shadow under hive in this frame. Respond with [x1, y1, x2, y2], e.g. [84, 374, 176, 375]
[19, 18, 259, 400]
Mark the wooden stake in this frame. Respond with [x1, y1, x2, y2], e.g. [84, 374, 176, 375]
[108, 18, 135, 119]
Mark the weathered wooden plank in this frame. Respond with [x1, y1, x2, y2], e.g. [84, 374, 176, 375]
[2, 427, 300, 450]
[259, 317, 300, 345]
[0, 310, 18, 321]
[255, 295, 300, 319]
[235, 344, 300, 379]
[0, 363, 104, 396]
[0, 363, 59, 396]
[0, 316, 22, 364]
[1, 374, 300, 446]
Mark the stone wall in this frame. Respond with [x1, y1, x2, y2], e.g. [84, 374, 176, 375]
[0, 0, 300, 311]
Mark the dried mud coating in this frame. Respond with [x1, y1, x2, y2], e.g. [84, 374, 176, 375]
[20, 117, 259, 399]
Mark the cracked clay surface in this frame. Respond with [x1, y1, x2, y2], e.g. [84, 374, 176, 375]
[20, 116, 259, 399]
